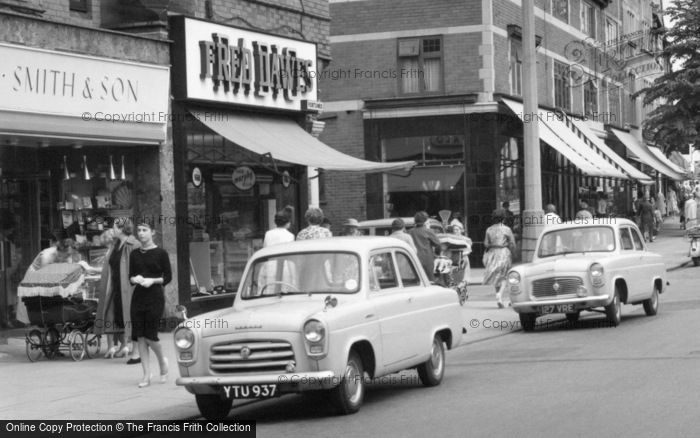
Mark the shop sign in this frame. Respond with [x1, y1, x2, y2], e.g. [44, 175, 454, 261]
[232, 166, 256, 191]
[0, 43, 169, 124]
[192, 167, 202, 187]
[180, 17, 318, 112]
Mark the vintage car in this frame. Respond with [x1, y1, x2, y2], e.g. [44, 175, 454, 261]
[357, 217, 445, 236]
[508, 218, 666, 331]
[174, 237, 465, 420]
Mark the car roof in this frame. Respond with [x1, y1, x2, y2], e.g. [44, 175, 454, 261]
[357, 217, 441, 228]
[253, 236, 415, 258]
[542, 217, 637, 231]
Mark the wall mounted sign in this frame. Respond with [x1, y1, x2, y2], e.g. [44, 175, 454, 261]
[281, 170, 291, 188]
[192, 166, 202, 187]
[232, 166, 255, 191]
[175, 17, 318, 112]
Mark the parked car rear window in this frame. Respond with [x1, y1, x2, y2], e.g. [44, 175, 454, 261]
[538, 226, 616, 257]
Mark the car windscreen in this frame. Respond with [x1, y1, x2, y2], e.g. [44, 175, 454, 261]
[538, 226, 616, 258]
[240, 251, 361, 299]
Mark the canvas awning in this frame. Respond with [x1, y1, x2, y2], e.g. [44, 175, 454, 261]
[648, 147, 689, 176]
[387, 166, 464, 192]
[570, 119, 655, 184]
[190, 110, 415, 173]
[501, 99, 627, 179]
[611, 129, 685, 181]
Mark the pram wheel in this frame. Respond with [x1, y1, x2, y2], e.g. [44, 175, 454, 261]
[25, 329, 43, 362]
[84, 326, 101, 358]
[42, 327, 60, 359]
[458, 288, 468, 306]
[68, 330, 86, 361]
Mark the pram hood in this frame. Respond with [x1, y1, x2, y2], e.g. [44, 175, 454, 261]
[18, 263, 85, 298]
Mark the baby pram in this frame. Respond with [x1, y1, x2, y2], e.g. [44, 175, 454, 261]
[434, 234, 472, 305]
[19, 263, 101, 362]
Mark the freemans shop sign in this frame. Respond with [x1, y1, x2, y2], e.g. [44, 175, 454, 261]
[174, 17, 318, 112]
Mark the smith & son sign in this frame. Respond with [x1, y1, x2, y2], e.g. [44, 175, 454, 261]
[179, 17, 318, 112]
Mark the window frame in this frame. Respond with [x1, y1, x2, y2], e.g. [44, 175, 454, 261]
[551, 0, 570, 24]
[509, 39, 523, 96]
[394, 250, 423, 288]
[583, 79, 598, 116]
[619, 227, 634, 251]
[69, 0, 89, 13]
[630, 227, 645, 251]
[369, 251, 399, 291]
[580, 1, 597, 38]
[553, 60, 572, 111]
[397, 36, 444, 95]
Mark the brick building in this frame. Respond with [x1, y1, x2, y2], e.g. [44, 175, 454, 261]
[318, 0, 683, 264]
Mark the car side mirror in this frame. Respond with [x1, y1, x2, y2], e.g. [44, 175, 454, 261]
[176, 304, 188, 320]
[324, 295, 338, 310]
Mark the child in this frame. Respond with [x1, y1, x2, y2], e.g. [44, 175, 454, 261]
[433, 242, 453, 287]
[654, 207, 663, 235]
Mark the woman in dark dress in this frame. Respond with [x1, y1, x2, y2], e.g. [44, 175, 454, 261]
[130, 221, 172, 388]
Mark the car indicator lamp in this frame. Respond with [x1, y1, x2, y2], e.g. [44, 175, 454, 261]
[576, 286, 588, 297]
[174, 328, 194, 350]
[303, 320, 325, 343]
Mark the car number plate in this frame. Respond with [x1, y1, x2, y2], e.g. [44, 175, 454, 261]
[538, 304, 574, 314]
[222, 384, 277, 399]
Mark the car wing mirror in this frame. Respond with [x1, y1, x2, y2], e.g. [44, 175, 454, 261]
[175, 304, 188, 320]
[324, 295, 338, 310]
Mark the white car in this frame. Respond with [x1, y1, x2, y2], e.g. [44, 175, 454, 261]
[508, 218, 666, 331]
[174, 237, 464, 419]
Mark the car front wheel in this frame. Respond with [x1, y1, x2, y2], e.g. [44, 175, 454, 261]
[331, 351, 365, 415]
[417, 335, 445, 387]
[196, 394, 233, 421]
[605, 287, 622, 326]
[643, 285, 660, 316]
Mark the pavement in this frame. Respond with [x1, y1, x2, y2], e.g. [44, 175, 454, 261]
[0, 215, 691, 421]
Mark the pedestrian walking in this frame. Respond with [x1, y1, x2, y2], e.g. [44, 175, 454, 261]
[129, 220, 172, 388]
[263, 208, 294, 247]
[408, 211, 440, 281]
[667, 189, 679, 217]
[684, 194, 697, 229]
[656, 191, 666, 217]
[543, 204, 561, 226]
[502, 202, 515, 229]
[297, 207, 332, 240]
[637, 195, 655, 241]
[389, 218, 416, 252]
[95, 218, 142, 364]
[483, 209, 515, 308]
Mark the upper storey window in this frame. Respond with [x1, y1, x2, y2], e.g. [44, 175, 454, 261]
[398, 37, 443, 94]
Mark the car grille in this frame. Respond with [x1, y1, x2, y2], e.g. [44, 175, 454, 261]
[209, 340, 295, 373]
[531, 277, 583, 298]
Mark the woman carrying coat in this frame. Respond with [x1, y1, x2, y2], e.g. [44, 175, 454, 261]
[95, 218, 141, 364]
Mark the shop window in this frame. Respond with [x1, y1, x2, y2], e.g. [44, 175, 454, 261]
[581, 2, 596, 38]
[397, 37, 443, 94]
[510, 39, 522, 96]
[70, 0, 89, 12]
[551, 0, 569, 23]
[553, 61, 571, 111]
[584, 80, 598, 116]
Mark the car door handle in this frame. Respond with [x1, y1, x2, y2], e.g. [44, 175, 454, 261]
[365, 314, 374, 319]
[407, 297, 413, 303]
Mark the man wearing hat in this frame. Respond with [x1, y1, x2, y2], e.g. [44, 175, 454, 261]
[342, 218, 363, 237]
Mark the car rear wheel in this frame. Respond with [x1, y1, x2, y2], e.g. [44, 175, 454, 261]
[196, 394, 233, 421]
[331, 351, 365, 415]
[519, 313, 537, 332]
[417, 335, 445, 387]
[642, 285, 660, 316]
[605, 287, 622, 326]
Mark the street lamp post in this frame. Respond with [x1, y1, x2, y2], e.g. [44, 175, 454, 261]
[521, 0, 544, 262]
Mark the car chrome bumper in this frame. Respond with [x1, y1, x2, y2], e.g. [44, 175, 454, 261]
[176, 370, 336, 387]
[512, 295, 610, 311]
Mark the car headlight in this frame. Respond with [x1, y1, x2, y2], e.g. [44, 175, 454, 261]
[174, 327, 194, 350]
[507, 271, 521, 285]
[589, 263, 605, 287]
[303, 320, 325, 343]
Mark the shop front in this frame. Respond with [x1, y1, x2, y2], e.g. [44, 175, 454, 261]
[0, 42, 170, 327]
[169, 17, 413, 315]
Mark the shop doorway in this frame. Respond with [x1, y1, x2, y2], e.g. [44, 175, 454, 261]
[1, 174, 53, 327]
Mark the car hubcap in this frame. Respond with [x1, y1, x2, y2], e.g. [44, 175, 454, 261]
[344, 361, 362, 404]
[430, 340, 444, 377]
